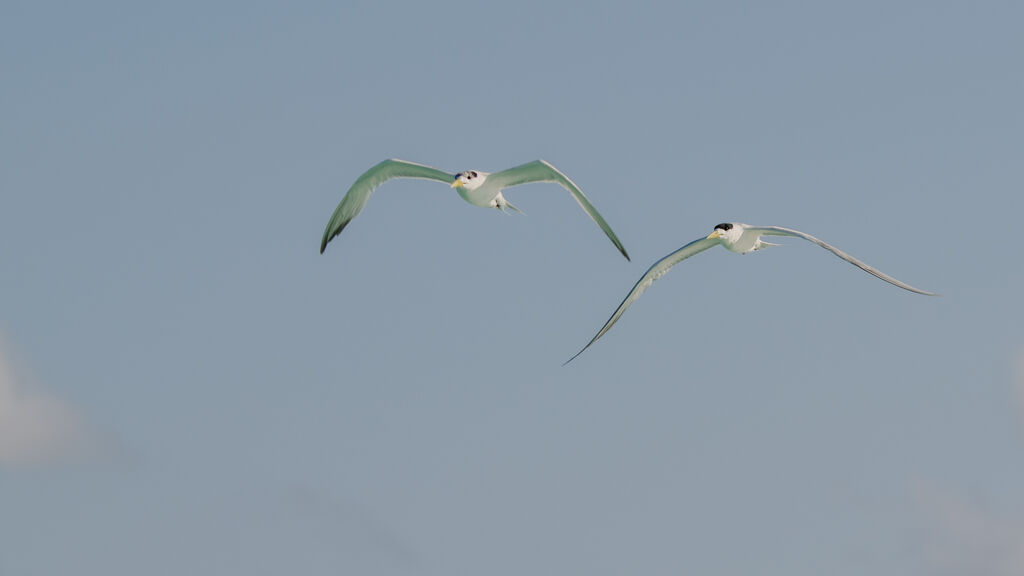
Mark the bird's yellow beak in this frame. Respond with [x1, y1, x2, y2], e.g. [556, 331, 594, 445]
[706, 230, 722, 239]
[450, 180, 464, 188]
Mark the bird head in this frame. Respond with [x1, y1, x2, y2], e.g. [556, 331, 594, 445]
[706, 222, 740, 242]
[450, 170, 486, 190]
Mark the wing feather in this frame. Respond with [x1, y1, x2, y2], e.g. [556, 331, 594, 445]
[748, 226, 939, 296]
[320, 159, 455, 253]
[565, 237, 720, 364]
[487, 160, 630, 261]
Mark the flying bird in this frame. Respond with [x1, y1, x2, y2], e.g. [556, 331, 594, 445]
[565, 222, 938, 364]
[319, 159, 630, 260]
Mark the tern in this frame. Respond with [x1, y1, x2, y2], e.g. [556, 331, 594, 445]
[565, 222, 938, 364]
[319, 159, 630, 260]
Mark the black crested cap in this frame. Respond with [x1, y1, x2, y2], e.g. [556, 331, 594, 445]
[714, 222, 733, 231]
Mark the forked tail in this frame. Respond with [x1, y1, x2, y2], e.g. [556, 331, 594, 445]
[499, 199, 524, 215]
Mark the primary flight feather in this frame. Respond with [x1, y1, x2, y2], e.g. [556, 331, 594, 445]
[320, 159, 630, 260]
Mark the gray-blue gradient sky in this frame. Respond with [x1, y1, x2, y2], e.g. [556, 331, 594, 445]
[3, 1, 1023, 574]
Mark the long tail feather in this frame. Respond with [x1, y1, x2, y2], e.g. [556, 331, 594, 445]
[501, 200, 525, 215]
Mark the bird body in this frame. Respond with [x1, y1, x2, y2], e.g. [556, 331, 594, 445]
[448, 169, 516, 211]
[320, 159, 629, 260]
[712, 222, 764, 253]
[450, 170, 493, 207]
[565, 222, 938, 364]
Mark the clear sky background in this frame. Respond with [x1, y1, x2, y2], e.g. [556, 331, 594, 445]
[2, 1, 1023, 574]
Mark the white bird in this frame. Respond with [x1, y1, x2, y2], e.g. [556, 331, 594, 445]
[565, 222, 938, 364]
[320, 159, 630, 260]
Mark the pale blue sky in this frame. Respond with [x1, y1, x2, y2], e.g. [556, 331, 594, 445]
[2, 1, 1023, 574]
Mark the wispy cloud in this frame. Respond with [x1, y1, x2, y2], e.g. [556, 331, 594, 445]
[916, 483, 1024, 576]
[911, 347, 1024, 575]
[284, 487, 422, 573]
[0, 336, 85, 466]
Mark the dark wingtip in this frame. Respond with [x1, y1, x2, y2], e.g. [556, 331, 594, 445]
[319, 220, 350, 255]
[562, 341, 594, 366]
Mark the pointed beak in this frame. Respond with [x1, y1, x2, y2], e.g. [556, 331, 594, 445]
[450, 180, 464, 188]
[706, 230, 722, 239]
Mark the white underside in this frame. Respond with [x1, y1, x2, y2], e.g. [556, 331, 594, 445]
[723, 230, 764, 254]
[456, 181, 505, 209]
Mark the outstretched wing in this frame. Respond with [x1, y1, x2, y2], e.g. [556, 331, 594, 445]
[748, 226, 939, 296]
[320, 159, 455, 253]
[486, 160, 631, 261]
[565, 236, 720, 364]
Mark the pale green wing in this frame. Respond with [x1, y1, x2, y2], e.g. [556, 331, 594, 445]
[486, 160, 631, 261]
[748, 226, 939, 296]
[320, 159, 455, 253]
[565, 236, 720, 364]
